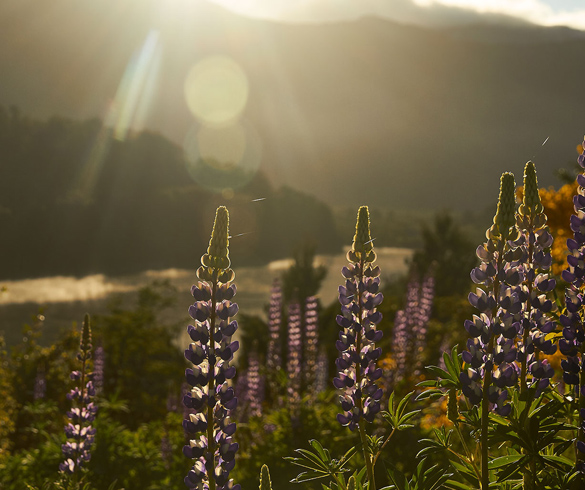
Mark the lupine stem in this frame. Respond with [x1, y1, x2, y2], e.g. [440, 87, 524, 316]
[334, 207, 384, 490]
[480, 249, 502, 490]
[183, 207, 240, 490]
[359, 421, 375, 490]
[453, 423, 481, 483]
[355, 256, 374, 488]
[208, 275, 218, 490]
[579, 343, 585, 469]
[520, 238, 534, 395]
[372, 428, 395, 468]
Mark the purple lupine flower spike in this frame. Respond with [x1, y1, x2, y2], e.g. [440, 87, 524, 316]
[315, 346, 329, 394]
[266, 279, 282, 373]
[390, 272, 425, 387]
[461, 173, 520, 418]
[334, 206, 384, 430]
[247, 347, 264, 417]
[560, 138, 585, 470]
[304, 295, 319, 395]
[34, 364, 46, 401]
[512, 162, 556, 395]
[60, 314, 97, 475]
[183, 207, 241, 490]
[390, 309, 408, 387]
[93, 345, 104, 396]
[287, 302, 302, 420]
[413, 271, 435, 377]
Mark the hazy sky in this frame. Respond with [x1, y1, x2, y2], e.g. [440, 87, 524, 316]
[208, 0, 585, 29]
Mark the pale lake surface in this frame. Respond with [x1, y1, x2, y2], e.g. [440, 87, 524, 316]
[0, 247, 412, 347]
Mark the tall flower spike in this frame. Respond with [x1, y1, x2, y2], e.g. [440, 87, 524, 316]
[93, 345, 104, 396]
[266, 279, 282, 378]
[413, 271, 435, 377]
[60, 314, 97, 476]
[462, 173, 522, 489]
[34, 365, 46, 401]
[314, 346, 329, 394]
[560, 138, 585, 472]
[334, 206, 384, 430]
[513, 162, 556, 396]
[287, 302, 302, 421]
[304, 296, 319, 395]
[246, 347, 264, 418]
[183, 207, 241, 490]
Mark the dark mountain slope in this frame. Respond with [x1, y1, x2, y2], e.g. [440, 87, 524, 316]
[0, 0, 583, 212]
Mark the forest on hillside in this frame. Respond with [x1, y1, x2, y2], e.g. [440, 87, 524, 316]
[0, 106, 480, 280]
[0, 106, 344, 279]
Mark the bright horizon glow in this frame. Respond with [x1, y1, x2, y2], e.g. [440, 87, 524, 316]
[208, 0, 585, 30]
[418, 0, 585, 29]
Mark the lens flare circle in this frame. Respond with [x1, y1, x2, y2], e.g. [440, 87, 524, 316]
[198, 124, 247, 167]
[184, 56, 249, 127]
[183, 120, 262, 192]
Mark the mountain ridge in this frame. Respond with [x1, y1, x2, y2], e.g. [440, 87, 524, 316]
[0, 0, 583, 212]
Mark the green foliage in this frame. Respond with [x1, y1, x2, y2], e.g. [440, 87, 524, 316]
[0, 335, 16, 459]
[411, 212, 476, 296]
[286, 439, 357, 485]
[93, 282, 184, 428]
[0, 108, 342, 279]
[385, 459, 453, 490]
[281, 242, 328, 305]
[382, 391, 419, 432]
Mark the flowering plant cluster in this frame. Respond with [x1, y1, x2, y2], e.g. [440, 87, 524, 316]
[560, 138, 585, 471]
[419, 154, 585, 490]
[334, 206, 384, 431]
[8, 142, 585, 490]
[182, 206, 241, 490]
[60, 314, 97, 477]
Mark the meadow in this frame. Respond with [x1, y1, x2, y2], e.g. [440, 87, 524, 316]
[1, 145, 585, 490]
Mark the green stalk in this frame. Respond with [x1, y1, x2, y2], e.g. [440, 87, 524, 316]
[453, 422, 481, 483]
[481, 246, 503, 490]
[207, 270, 218, 490]
[578, 343, 585, 470]
[521, 239, 534, 490]
[356, 256, 375, 490]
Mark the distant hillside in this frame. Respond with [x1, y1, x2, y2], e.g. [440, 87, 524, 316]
[0, 109, 342, 279]
[0, 0, 583, 213]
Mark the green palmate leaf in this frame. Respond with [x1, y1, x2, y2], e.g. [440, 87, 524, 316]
[494, 456, 528, 483]
[423, 366, 451, 380]
[442, 480, 475, 490]
[426, 471, 455, 490]
[415, 388, 445, 401]
[311, 439, 331, 463]
[292, 471, 331, 483]
[416, 446, 442, 459]
[442, 346, 461, 381]
[386, 463, 410, 490]
[353, 467, 368, 488]
[488, 454, 524, 470]
[288, 440, 357, 486]
[449, 460, 479, 486]
[553, 439, 574, 456]
[295, 448, 330, 469]
[541, 454, 575, 470]
[383, 391, 419, 431]
[339, 445, 359, 469]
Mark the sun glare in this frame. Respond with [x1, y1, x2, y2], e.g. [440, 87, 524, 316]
[184, 56, 249, 128]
